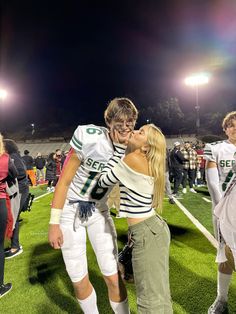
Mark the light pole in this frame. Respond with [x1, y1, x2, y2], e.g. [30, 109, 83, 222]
[184, 73, 209, 135]
[0, 89, 8, 133]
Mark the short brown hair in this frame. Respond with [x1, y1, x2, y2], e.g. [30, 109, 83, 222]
[104, 97, 138, 126]
[222, 111, 236, 131]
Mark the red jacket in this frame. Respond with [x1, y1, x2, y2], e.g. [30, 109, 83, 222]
[0, 153, 15, 239]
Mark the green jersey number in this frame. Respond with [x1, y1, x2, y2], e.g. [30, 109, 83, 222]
[86, 128, 102, 135]
[222, 169, 234, 191]
[80, 171, 108, 200]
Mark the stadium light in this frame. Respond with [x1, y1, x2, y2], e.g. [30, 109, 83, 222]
[184, 73, 209, 135]
[0, 89, 8, 100]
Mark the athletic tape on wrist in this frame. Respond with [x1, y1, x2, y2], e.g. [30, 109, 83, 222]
[49, 208, 62, 224]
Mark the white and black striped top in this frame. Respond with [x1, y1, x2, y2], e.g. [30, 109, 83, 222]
[98, 144, 155, 218]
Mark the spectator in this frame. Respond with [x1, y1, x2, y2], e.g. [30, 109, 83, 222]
[53, 150, 62, 187]
[3, 139, 29, 259]
[45, 153, 57, 192]
[34, 152, 46, 183]
[196, 143, 206, 186]
[0, 134, 18, 297]
[165, 149, 175, 204]
[181, 141, 198, 194]
[61, 150, 69, 168]
[169, 142, 187, 196]
[22, 150, 36, 187]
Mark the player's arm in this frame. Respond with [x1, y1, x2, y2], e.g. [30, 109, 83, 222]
[205, 160, 222, 206]
[98, 143, 126, 189]
[48, 148, 81, 249]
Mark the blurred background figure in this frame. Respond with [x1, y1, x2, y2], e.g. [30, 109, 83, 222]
[34, 152, 46, 184]
[181, 141, 198, 194]
[169, 142, 186, 197]
[54, 150, 62, 188]
[196, 143, 206, 186]
[61, 150, 69, 168]
[0, 134, 18, 297]
[3, 139, 29, 259]
[22, 150, 36, 187]
[165, 149, 175, 204]
[45, 152, 57, 192]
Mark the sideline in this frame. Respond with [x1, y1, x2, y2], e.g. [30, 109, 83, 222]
[173, 197, 218, 249]
[202, 197, 212, 203]
[34, 191, 52, 201]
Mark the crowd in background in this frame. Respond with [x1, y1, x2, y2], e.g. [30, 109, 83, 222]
[0, 138, 70, 297]
[18, 149, 69, 191]
[168, 141, 206, 197]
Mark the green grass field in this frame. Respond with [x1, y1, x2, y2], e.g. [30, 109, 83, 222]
[2, 185, 236, 313]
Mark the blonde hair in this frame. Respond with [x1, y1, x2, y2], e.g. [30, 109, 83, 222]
[0, 133, 5, 156]
[104, 97, 138, 126]
[146, 124, 166, 213]
[222, 111, 236, 131]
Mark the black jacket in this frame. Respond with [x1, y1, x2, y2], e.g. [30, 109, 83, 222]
[170, 147, 187, 169]
[45, 159, 56, 181]
[10, 152, 28, 193]
[35, 157, 46, 170]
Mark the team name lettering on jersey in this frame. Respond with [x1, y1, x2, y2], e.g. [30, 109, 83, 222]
[204, 140, 236, 193]
[85, 158, 105, 171]
[220, 160, 236, 168]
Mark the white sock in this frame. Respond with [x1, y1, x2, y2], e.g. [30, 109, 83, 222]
[217, 271, 232, 302]
[109, 297, 130, 314]
[77, 288, 99, 314]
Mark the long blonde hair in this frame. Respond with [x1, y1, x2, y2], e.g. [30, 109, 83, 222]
[146, 124, 166, 213]
[0, 134, 5, 156]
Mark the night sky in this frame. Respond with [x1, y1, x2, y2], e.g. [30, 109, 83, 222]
[1, 0, 236, 135]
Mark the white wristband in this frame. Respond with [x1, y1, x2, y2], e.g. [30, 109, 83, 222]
[49, 208, 62, 224]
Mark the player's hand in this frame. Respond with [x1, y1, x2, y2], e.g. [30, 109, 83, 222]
[48, 224, 63, 249]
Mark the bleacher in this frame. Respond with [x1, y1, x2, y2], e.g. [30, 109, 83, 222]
[165, 135, 197, 148]
[15, 134, 198, 157]
[16, 137, 71, 157]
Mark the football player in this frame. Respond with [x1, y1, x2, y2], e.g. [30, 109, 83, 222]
[204, 111, 236, 314]
[48, 97, 138, 314]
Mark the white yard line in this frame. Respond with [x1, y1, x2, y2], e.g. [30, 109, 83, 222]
[202, 197, 212, 203]
[173, 197, 218, 249]
[34, 191, 52, 200]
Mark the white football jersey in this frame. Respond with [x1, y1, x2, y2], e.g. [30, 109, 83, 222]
[67, 124, 114, 210]
[204, 140, 236, 192]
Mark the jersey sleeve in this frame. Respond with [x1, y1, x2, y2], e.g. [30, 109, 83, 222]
[203, 143, 216, 162]
[70, 126, 85, 161]
[98, 144, 125, 188]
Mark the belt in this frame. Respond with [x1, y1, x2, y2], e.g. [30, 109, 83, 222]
[69, 200, 95, 231]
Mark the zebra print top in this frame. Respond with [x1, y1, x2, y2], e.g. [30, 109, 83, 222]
[98, 145, 155, 218]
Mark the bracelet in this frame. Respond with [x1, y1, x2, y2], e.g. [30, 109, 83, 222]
[49, 208, 62, 224]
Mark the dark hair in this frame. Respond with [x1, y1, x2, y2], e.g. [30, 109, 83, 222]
[3, 139, 19, 154]
[24, 149, 30, 155]
[48, 152, 55, 160]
